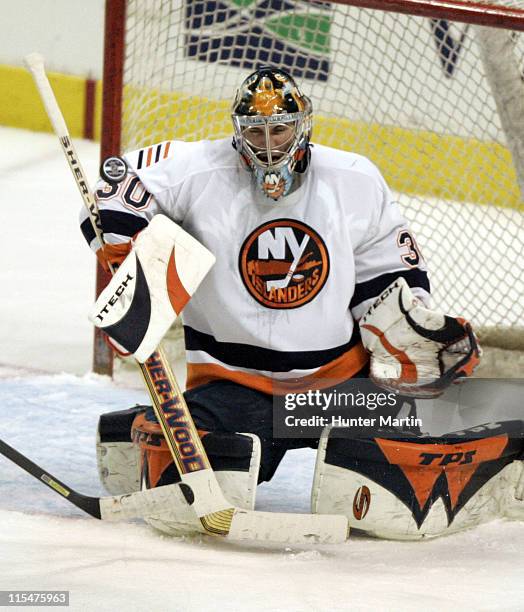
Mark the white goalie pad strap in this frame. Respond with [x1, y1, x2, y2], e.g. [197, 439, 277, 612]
[89, 214, 215, 362]
[214, 433, 260, 512]
[359, 277, 481, 398]
[312, 426, 523, 540]
[96, 431, 141, 496]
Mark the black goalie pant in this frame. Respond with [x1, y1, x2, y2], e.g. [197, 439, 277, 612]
[143, 375, 412, 484]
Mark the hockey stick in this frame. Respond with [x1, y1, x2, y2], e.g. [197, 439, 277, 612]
[22, 53, 349, 544]
[0, 438, 102, 519]
[0, 437, 162, 522]
[0, 437, 347, 543]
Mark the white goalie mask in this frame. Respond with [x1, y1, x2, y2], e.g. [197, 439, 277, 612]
[232, 67, 312, 200]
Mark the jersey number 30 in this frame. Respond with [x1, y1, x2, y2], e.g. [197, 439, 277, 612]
[96, 176, 152, 211]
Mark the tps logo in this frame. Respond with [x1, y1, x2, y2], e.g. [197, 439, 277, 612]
[375, 435, 509, 527]
[239, 219, 329, 309]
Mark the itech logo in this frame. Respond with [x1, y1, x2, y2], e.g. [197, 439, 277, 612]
[95, 273, 134, 322]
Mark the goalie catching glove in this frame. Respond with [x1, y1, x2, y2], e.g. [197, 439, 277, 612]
[359, 277, 481, 398]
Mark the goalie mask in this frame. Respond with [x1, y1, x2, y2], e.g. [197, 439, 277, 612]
[232, 67, 312, 200]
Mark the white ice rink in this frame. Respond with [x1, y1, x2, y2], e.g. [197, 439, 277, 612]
[0, 126, 523, 611]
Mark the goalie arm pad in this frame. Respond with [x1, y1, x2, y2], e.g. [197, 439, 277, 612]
[359, 277, 481, 398]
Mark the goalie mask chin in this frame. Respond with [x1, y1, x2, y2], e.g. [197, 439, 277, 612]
[231, 66, 312, 201]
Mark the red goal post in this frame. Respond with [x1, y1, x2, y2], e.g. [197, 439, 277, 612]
[97, 0, 524, 376]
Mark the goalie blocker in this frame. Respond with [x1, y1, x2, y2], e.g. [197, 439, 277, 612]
[90, 214, 215, 362]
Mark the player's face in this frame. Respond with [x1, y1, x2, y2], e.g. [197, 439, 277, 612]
[242, 122, 296, 163]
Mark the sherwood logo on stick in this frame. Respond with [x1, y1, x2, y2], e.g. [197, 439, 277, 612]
[60, 135, 103, 235]
[239, 218, 329, 309]
[145, 352, 206, 472]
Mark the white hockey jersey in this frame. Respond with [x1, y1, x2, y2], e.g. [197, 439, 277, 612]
[81, 138, 430, 394]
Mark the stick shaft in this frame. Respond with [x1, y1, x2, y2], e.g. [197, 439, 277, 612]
[0, 438, 101, 519]
[24, 53, 233, 534]
[25, 54, 105, 252]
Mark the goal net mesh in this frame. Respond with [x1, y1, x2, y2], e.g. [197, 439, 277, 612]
[116, 0, 524, 351]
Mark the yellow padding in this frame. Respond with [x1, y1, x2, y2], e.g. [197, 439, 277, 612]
[123, 88, 522, 211]
[0, 64, 85, 138]
[314, 117, 523, 212]
[1, 64, 521, 212]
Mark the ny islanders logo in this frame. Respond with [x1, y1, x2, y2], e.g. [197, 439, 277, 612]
[239, 219, 329, 309]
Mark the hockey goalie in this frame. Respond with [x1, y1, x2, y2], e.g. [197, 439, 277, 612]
[84, 67, 523, 540]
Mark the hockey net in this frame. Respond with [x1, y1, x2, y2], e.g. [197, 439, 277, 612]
[101, 0, 524, 376]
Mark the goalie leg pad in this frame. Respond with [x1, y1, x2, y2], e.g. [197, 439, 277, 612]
[97, 407, 261, 536]
[311, 421, 524, 540]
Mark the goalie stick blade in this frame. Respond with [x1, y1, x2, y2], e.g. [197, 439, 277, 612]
[227, 509, 350, 545]
[102, 490, 350, 545]
[0, 438, 101, 519]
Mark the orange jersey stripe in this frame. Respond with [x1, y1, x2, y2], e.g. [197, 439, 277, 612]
[186, 343, 369, 395]
[163, 141, 171, 159]
[146, 147, 153, 167]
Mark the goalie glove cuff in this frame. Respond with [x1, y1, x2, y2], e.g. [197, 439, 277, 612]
[359, 277, 481, 398]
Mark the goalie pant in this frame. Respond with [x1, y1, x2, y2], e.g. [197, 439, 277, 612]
[128, 373, 412, 483]
[99, 376, 401, 486]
